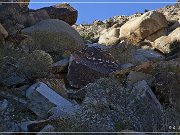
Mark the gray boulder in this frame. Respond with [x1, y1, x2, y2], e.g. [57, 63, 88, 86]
[81, 78, 164, 131]
[26, 82, 79, 119]
[126, 71, 153, 89]
[22, 19, 84, 57]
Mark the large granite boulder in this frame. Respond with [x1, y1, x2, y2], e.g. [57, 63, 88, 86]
[120, 11, 168, 43]
[67, 47, 119, 88]
[98, 28, 120, 46]
[38, 3, 78, 25]
[153, 27, 180, 57]
[22, 19, 84, 56]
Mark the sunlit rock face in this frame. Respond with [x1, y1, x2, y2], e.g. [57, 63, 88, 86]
[120, 11, 168, 43]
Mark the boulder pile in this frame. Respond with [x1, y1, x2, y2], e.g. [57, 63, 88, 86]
[0, 1, 180, 133]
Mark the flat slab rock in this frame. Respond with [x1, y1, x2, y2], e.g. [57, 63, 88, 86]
[67, 47, 120, 88]
[26, 82, 79, 119]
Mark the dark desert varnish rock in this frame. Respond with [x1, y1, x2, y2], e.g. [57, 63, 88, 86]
[67, 47, 120, 88]
[153, 72, 180, 111]
[38, 3, 78, 25]
[0, 1, 30, 33]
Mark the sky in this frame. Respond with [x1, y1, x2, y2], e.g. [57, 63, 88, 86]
[29, 0, 176, 24]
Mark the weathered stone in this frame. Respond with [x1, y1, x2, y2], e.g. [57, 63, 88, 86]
[38, 3, 78, 25]
[129, 80, 164, 131]
[113, 63, 134, 75]
[37, 124, 55, 133]
[67, 47, 119, 88]
[5, 34, 33, 49]
[153, 27, 180, 56]
[126, 71, 153, 88]
[153, 72, 180, 111]
[1, 73, 26, 87]
[0, 50, 27, 86]
[26, 82, 79, 118]
[152, 57, 180, 74]
[98, 28, 120, 46]
[37, 124, 55, 135]
[132, 52, 150, 65]
[145, 28, 167, 42]
[132, 48, 165, 65]
[0, 99, 8, 112]
[108, 41, 135, 63]
[37, 78, 68, 98]
[18, 34, 34, 51]
[135, 49, 165, 62]
[0, 3, 28, 34]
[133, 61, 153, 74]
[169, 27, 180, 41]
[81, 78, 163, 131]
[25, 10, 50, 27]
[120, 11, 168, 43]
[153, 36, 172, 56]
[85, 43, 111, 51]
[22, 19, 84, 56]
[21, 119, 51, 132]
[51, 58, 69, 74]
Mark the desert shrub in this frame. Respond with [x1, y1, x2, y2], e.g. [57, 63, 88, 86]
[17, 50, 53, 79]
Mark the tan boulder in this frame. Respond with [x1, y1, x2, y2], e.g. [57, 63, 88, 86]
[120, 11, 168, 43]
[153, 36, 172, 54]
[169, 27, 180, 41]
[145, 28, 167, 42]
[153, 27, 180, 56]
[98, 28, 120, 46]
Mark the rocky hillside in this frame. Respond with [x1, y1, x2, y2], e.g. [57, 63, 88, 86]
[0, 1, 180, 133]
